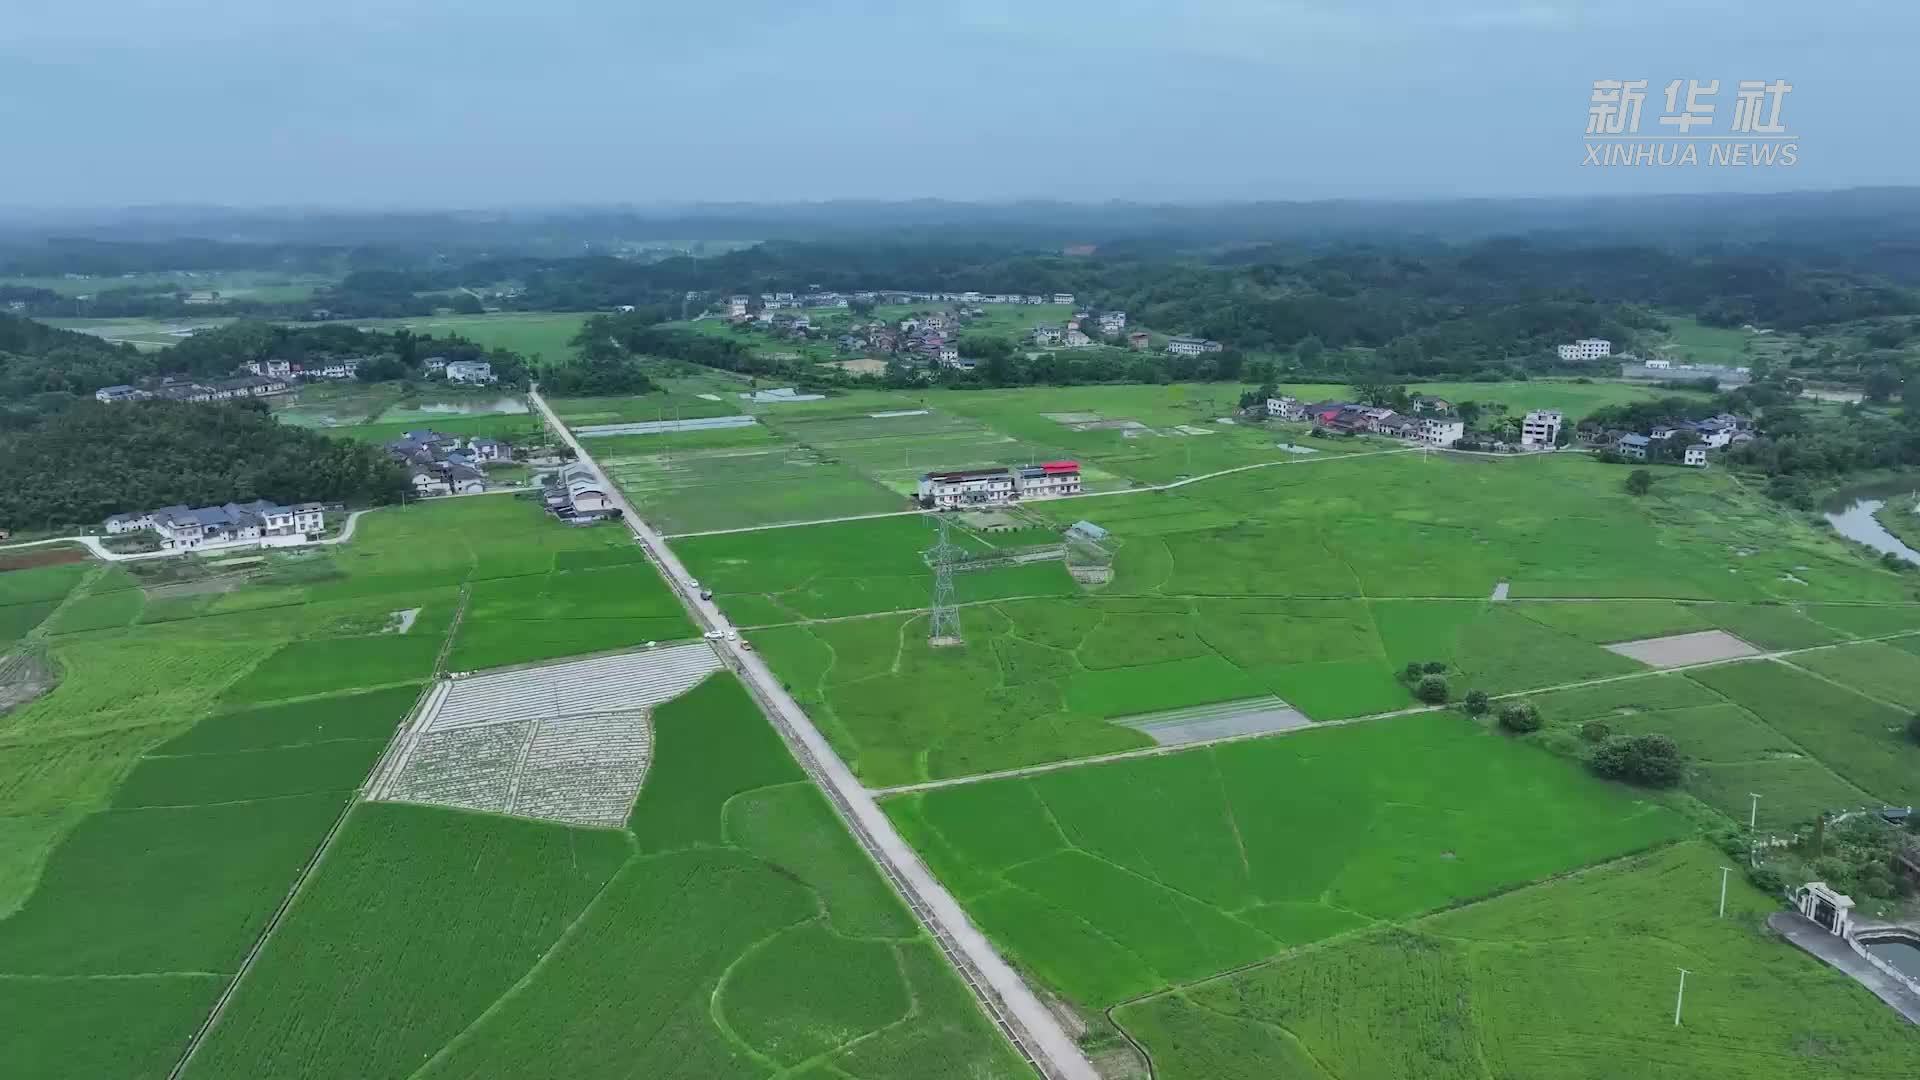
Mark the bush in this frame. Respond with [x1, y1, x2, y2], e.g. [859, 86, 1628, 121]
[1497, 702, 1542, 733]
[1403, 661, 1425, 683]
[1624, 469, 1653, 496]
[1882, 552, 1909, 573]
[1748, 865, 1784, 894]
[1415, 674, 1450, 704]
[1589, 733, 1684, 787]
[1579, 718, 1613, 743]
[1463, 689, 1490, 715]
[1422, 660, 1448, 674]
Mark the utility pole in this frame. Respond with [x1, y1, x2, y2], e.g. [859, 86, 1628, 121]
[1748, 792, 1761, 830]
[1718, 866, 1733, 918]
[1673, 968, 1690, 1026]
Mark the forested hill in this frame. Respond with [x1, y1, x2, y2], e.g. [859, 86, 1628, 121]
[0, 400, 408, 530]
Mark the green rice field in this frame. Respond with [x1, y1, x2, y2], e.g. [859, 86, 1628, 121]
[190, 674, 1027, 1080]
[1117, 841, 1919, 1080]
[884, 711, 1687, 1010]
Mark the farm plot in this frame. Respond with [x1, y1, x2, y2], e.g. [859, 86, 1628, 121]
[1116, 842, 1920, 1080]
[194, 673, 1028, 1080]
[370, 644, 721, 826]
[680, 514, 1076, 622]
[448, 560, 694, 671]
[883, 710, 1687, 1010]
[1525, 675, 1871, 828]
[603, 439, 906, 535]
[1688, 659, 1920, 806]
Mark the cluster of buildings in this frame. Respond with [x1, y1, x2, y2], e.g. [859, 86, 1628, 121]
[916, 461, 1083, 509]
[1266, 396, 1467, 447]
[96, 372, 292, 404]
[103, 499, 327, 550]
[1029, 310, 1139, 351]
[541, 462, 616, 523]
[729, 290, 1076, 317]
[93, 355, 495, 406]
[383, 430, 513, 496]
[1608, 413, 1748, 467]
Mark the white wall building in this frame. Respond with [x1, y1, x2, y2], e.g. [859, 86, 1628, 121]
[1521, 409, 1564, 448]
[444, 360, 495, 384]
[1266, 396, 1306, 420]
[1684, 445, 1708, 467]
[1418, 417, 1464, 447]
[918, 467, 1017, 509]
[1556, 338, 1613, 362]
[1015, 462, 1082, 498]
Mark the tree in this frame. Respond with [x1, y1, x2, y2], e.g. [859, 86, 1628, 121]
[1422, 660, 1448, 674]
[1580, 718, 1613, 743]
[1497, 702, 1541, 733]
[1624, 469, 1653, 496]
[1463, 689, 1490, 715]
[1907, 713, 1920, 744]
[447, 292, 485, 315]
[1589, 733, 1684, 786]
[1415, 674, 1450, 704]
[1403, 661, 1425, 683]
[1296, 335, 1324, 365]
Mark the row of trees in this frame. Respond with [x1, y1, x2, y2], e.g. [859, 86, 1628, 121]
[0, 399, 408, 530]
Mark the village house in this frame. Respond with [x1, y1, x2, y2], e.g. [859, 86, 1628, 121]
[918, 467, 1017, 509]
[1127, 330, 1151, 351]
[1521, 409, 1564, 448]
[1418, 416, 1465, 447]
[1556, 338, 1612, 361]
[1165, 336, 1223, 356]
[1031, 326, 1063, 347]
[545, 463, 615, 522]
[1684, 445, 1709, 467]
[1051, 293, 1075, 305]
[95, 385, 144, 403]
[1015, 461, 1083, 499]
[1063, 328, 1093, 348]
[444, 360, 495, 385]
[1265, 396, 1307, 421]
[1616, 433, 1651, 460]
[1098, 311, 1127, 334]
[106, 500, 325, 550]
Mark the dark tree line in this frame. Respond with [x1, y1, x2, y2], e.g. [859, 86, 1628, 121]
[0, 400, 408, 530]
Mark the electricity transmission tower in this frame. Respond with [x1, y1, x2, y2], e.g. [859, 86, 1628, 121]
[927, 517, 964, 646]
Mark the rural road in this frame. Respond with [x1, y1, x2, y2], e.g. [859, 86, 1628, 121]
[529, 387, 1098, 1080]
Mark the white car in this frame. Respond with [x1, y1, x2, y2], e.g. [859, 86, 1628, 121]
[684, 578, 700, 590]
[702, 630, 724, 640]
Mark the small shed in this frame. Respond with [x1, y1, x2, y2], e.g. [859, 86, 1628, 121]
[1068, 521, 1108, 543]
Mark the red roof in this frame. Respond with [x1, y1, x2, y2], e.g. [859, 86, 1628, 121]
[1040, 460, 1080, 474]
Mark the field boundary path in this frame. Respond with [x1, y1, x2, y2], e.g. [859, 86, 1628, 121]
[662, 446, 1421, 539]
[872, 628, 1920, 797]
[530, 386, 1098, 1080]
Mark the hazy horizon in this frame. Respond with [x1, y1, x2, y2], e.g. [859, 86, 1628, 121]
[3, 1, 1911, 208]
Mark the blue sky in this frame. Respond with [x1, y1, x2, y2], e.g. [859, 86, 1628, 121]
[0, 1, 1909, 206]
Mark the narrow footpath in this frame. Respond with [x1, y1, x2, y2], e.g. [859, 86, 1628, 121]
[529, 387, 1098, 1080]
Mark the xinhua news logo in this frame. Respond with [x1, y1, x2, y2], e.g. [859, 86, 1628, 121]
[1585, 79, 1798, 168]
